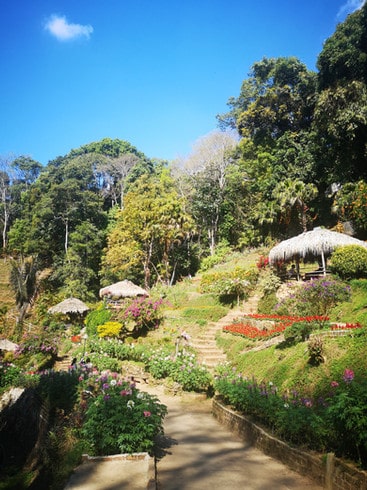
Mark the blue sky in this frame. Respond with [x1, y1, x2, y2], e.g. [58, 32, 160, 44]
[0, 0, 365, 164]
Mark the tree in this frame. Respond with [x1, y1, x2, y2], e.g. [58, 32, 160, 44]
[317, 4, 367, 90]
[272, 179, 318, 233]
[102, 172, 195, 288]
[313, 81, 367, 184]
[217, 57, 317, 146]
[96, 152, 141, 209]
[179, 131, 238, 255]
[9, 255, 38, 326]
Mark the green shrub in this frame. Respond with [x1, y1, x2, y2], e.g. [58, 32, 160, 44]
[0, 363, 22, 388]
[283, 321, 316, 344]
[80, 371, 167, 455]
[85, 305, 112, 337]
[36, 370, 80, 413]
[257, 292, 278, 314]
[200, 267, 258, 304]
[276, 277, 351, 316]
[330, 245, 367, 279]
[199, 242, 232, 271]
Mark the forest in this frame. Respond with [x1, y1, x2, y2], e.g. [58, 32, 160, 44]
[1, 5, 367, 310]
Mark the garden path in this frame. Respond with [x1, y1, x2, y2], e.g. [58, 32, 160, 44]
[143, 383, 323, 490]
[190, 291, 261, 369]
[64, 292, 323, 489]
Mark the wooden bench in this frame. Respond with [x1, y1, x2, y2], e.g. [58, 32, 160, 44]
[303, 270, 331, 280]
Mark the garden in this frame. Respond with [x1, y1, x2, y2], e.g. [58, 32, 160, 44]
[2, 244, 367, 488]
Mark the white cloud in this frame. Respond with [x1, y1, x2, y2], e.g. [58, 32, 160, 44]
[45, 14, 93, 41]
[337, 0, 365, 20]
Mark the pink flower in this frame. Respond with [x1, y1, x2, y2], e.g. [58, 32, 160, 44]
[330, 381, 339, 388]
[143, 411, 151, 417]
[343, 368, 354, 383]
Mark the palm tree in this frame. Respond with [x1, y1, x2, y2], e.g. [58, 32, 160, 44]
[272, 179, 318, 232]
[9, 256, 38, 326]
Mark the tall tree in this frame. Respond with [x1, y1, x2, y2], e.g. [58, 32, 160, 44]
[317, 3, 367, 90]
[179, 131, 238, 255]
[102, 172, 195, 288]
[217, 57, 317, 146]
[272, 179, 318, 233]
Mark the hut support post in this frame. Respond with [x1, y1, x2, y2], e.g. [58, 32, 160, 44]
[295, 258, 300, 280]
[321, 252, 326, 276]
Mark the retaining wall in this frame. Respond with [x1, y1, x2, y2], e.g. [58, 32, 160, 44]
[212, 397, 367, 490]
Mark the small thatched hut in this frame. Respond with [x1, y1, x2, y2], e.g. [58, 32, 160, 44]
[99, 280, 149, 300]
[48, 298, 90, 315]
[269, 227, 367, 275]
[0, 339, 18, 352]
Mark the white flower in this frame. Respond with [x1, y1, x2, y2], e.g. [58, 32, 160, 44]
[110, 379, 117, 386]
[127, 400, 135, 409]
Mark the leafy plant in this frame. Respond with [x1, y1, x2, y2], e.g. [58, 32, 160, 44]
[118, 296, 165, 336]
[330, 245, 367, 279]
[79, 371, 167, 455]
[283, 321, 316, 344]
[275, 277, 351, 316]
[308, 336, 324, 365]
[85, 304, 112, 337]
[97, 321, 123, 338]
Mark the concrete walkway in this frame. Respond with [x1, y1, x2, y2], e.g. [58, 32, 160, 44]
[146, 385, 322, 490]
[64, 383, 323, 489]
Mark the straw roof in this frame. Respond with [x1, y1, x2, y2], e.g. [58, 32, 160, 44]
[269, 227, 367, 264]
[48, 297, 90, 315]
[99, 280, 149, 299]
[0, 339, 18, 351]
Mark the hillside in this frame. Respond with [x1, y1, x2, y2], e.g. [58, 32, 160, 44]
[0, 259, 16, 336]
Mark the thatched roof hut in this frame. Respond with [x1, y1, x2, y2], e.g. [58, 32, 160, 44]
[0, 339, 18, 352]
[269, 227, 367, 273]
[48, 298, 90, 315]
[99, 280, 149, 300]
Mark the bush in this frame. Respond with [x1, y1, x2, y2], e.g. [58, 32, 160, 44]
[308, 336, 324, 365]
[200, 267, 258, 304]
[118, 297, 165, 336]
[85, 305, 112, 337]
[199, 242, 232, 271]
[283, 321, 316, 344]
[36, 370, 80, 413]
[330, 245, 367, 279]
[97, 321, 123, 338]
[80, 371, 167, 455]
[275, 277, 351, 317]
[144, 348, 212, 392]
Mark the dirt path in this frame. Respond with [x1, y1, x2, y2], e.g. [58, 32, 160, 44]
[143, 384, 322, 490]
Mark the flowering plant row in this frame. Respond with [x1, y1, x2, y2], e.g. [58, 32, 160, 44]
[330, 322, 362, 330]
[214, 365, 367, 466]
[223, 314, 329, 340]
[223, 322, 287, 339]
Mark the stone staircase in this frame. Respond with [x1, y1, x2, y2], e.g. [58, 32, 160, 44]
[191, 293, 260, 371]
[54, 354, 73, 372]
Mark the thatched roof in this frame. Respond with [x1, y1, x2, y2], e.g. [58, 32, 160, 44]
[269, 227, 367, 264]
[99, 280, 149, 299]
[0, 339, 18, 351]
[48, 297, 90, 315]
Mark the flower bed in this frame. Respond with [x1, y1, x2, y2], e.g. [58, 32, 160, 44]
[214, 365, 367, 467]
[330, 322, 362, 330]
[223, 314, 329, 340]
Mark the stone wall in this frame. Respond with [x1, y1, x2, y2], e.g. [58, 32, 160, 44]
[212, 397, 367, 490]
